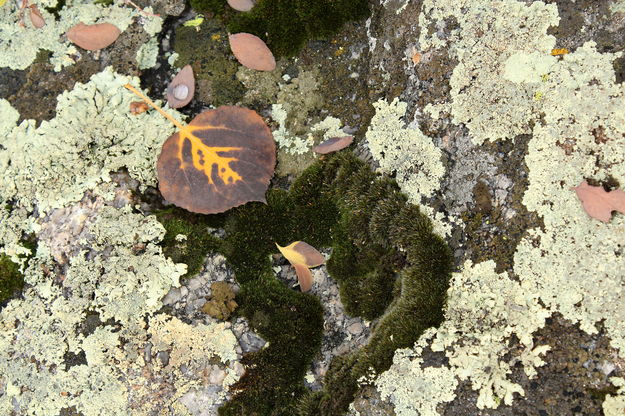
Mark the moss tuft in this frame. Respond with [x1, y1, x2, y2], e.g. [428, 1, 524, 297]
[155, 152, 451, 415]
[194, 0, 370, 57]
[0, 253, 25, 308]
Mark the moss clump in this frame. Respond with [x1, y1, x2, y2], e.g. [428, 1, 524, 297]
[201, 281, 238, 320]
[173, 18, 245, 106]
[155, 207, 223, 280]
[194, 0, 370, 57]
[155, 152, 451, 415]
[0, 253, 24, 307]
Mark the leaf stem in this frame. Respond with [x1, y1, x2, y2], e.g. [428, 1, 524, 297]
[123, 83, 185, 131]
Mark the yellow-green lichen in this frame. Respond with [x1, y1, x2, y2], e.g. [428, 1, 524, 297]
[0, 204, 187, 415]
[420, 0, 559, 145]
[366, 98, 445, 202]
[0, 67, 179, 217]
[603, 378, 625, 416]
[136, 37, 159, 69]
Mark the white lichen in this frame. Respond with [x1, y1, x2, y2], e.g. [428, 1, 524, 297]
[0, 66, 179, 218]
[366, 98, 445, 202]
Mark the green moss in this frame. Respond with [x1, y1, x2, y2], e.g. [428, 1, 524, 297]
[155, 152, 451, 415]
[195, 0, 370, 57]
[173, 18, 245, 106]
[155, 207, 224, 280]
[0, 253, 24, 308]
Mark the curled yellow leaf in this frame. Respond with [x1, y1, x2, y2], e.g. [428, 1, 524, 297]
[276, 241, 325, 292]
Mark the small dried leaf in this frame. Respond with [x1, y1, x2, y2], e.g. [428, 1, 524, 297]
[229, 33, 276, 71]
[167, 65, 195, 109]
[276, 242, 325, 268]
[573, 180, 625, 222]
[411, 52, 421, 64]
[227, 0, 255, 11]
[312, 136, 353, 154]
[276, 242, 325, 292]
[66, 22, 121, 51]
[129, 101, 149, 115]
[29, 5, 45, 29]
[293, 264, 313, 292]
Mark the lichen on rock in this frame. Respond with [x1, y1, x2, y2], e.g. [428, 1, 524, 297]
[366, 97, 444, 202]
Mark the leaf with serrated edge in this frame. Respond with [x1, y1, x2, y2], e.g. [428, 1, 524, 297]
[573, 180, 625, 222]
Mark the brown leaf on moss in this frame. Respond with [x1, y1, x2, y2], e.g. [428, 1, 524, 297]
[166, 65, 195, 109]
[66, 22, 121, 51]
[29, 5, 45, 29]
[312, 136, 353, 154]
[228, 33, 276, 71]
[276, 241, 325, 292]
[573, 180, 625, 222]
[227, 0, 255, 12]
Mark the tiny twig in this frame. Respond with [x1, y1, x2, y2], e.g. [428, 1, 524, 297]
[124, 0, 160, 17]
[123, 84, 184, 130]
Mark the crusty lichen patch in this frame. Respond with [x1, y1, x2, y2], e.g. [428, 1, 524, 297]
[420, 0, 559, 145]
[374, 1, 625, 413]
[0, 67, 178, 218]
[0, 0, 162, 71]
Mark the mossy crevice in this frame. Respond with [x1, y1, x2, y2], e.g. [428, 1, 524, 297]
[190, 0, 370, 57]
[156, 152, 452, 415]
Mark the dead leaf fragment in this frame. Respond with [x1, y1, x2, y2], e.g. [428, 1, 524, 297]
[167, 65, 195, 109]
[551, 48, 569, 56]
[229, 33, 276, 71]
[276, 241, 325, 292]
[66, 22, 121, 51]
[29, 5, 45, 29]
[313, 136, 353, 154]
[129, 101, 149, 115]
[227, 0, 255, 11]
[411, 52, 421, 64]
[573, 180, 625, 222]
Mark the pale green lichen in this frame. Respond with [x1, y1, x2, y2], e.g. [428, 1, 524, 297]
[420, 0, 559, 145]
[271, 103, 314, 154]
[375, 2, 625, 413]
[136, 37, 159, 69]
[603, 378, 625, 416]
[366, 97, 445, 202]
[0, 99, 19, 135]
[0, 0, 161, 71]
[376, 328, 458, 416]
[0, 205, 187, 415]
[513, 42, 625, 352]
[0, 66, 179, 217]
[376, 260, 551, 411]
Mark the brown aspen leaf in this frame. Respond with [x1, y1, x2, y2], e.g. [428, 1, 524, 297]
[166, 65, 195, 109]
[66, 22, 121, 51]
[227, 0, 255, 11]
[228, 33, 276, 71]
[29, 5, 45, 29]
[573, 180, 625, 222]
[312, 136, 353, 154]
[125, 84, 275, 214]
[276, 241, 325, 292]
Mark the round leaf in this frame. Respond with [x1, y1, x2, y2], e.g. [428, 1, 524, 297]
[157, 106, 276, 214]
[227, 0, 255, 11]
